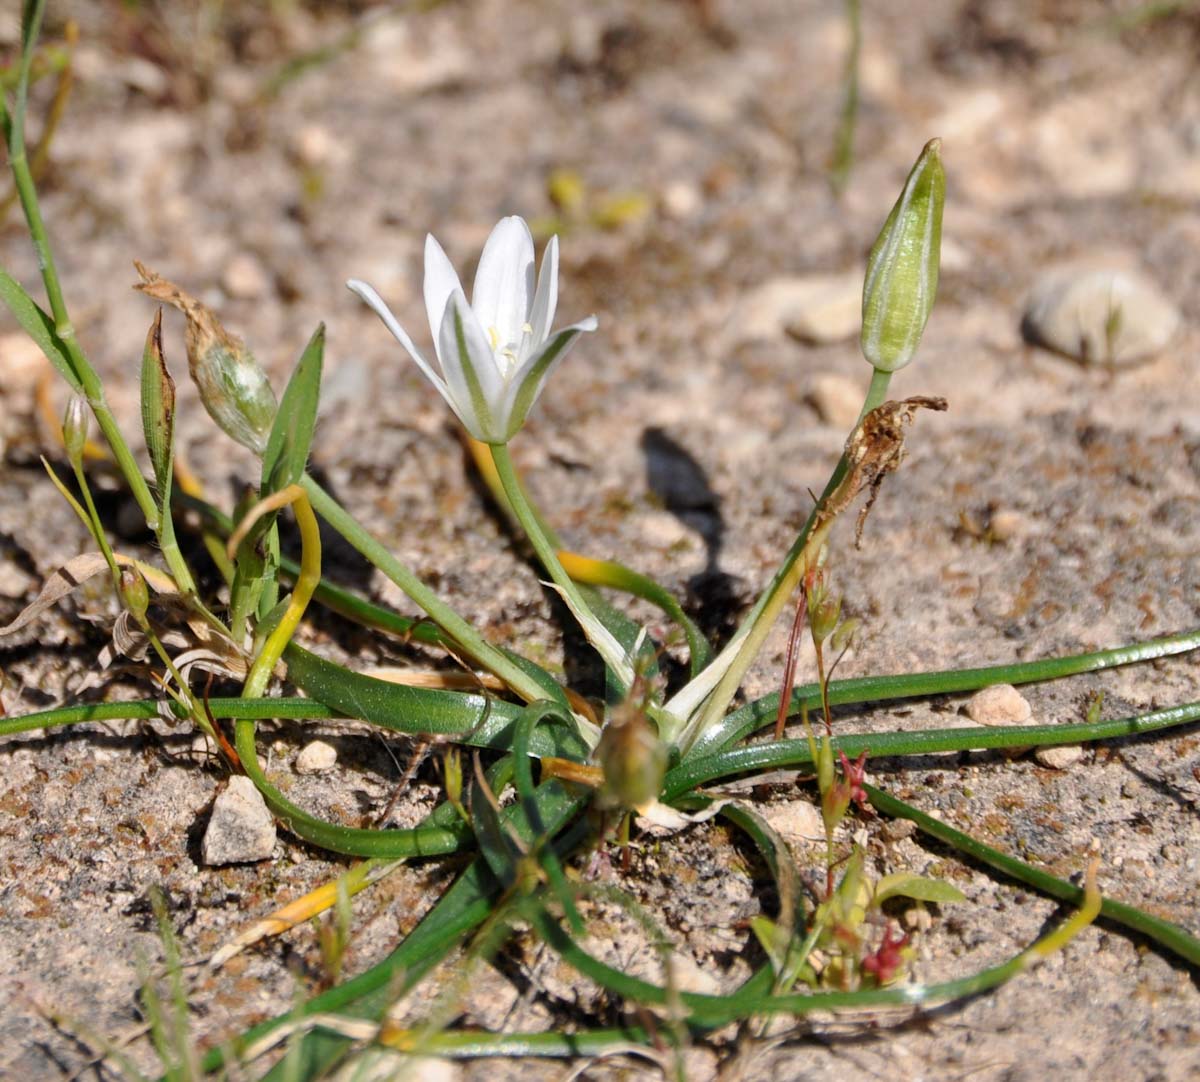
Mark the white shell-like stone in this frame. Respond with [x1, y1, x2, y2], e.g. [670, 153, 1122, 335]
[965, 684, 1033, 726]
[294, 739, 338, 774]
[1022, 267, 1180, 365]
[1034, 744, 1085, 770]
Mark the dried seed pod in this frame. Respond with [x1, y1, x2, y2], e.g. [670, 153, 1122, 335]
[134, 263, 276, 453]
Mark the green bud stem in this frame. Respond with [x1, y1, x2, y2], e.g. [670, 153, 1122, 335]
[298, 473, 555, 708]
[489, 442, 634, 696]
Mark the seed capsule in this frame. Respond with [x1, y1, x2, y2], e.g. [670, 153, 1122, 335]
[134, 263, 276, 453]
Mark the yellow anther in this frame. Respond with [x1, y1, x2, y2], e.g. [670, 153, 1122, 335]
[487, 326, 500, 350]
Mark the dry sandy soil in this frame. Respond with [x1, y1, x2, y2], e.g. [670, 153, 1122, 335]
[1, 1, 1199, 1079]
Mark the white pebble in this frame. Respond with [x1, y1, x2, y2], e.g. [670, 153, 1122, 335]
[294, 740, 338, 774]
[201, 775, 276, 865]
[761, 799, 824, 847]
[730, 272, 861, 346]
[965, 684, 1032, 727]
[808, 373, 864, 429]
[1022, 266, 1180, 366]
[221, 252, 269, 300]
[1034, 745, 1084, 770]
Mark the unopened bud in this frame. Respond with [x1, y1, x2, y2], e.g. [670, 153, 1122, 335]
[62, 394, 89, 467]
[596, 703, 667, 811]
[831, 617, 861, 654]
[119, 567, 150, 620]
[861, 138, 945, 373]
[816, 734, 835, 797]
[811, 594, 842, 645]
[134, 263, 276, 453]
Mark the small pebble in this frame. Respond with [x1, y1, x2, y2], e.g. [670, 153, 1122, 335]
[761, 799, 824, 846]
[0, 559, 33, 599]
[808, 372, 864, 429]
[294, 739, 338, 775]
[1022, 266, 1180, 366]
[189, 733, 219, 761]
[783, 272, 862, 344]
[222, 252, 270, 300]
[881, 818, 917, 842]
[731, 272, 861, 346]
[201, 775, 276, 865]
[661, 180, 702, 220]
[1034, 744, 1084, 770]
[965, 684, 1033, 726]
[988, 508, 1031, 542]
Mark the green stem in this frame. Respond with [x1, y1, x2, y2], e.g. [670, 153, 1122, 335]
[663, 700, 1200, 798]
[299, 473, 551, 706]
[3, 9, 203, 597]
[489, 442, 633, 693]
[690, 624, 1200, 758]
[866, 784, 1200, 967]
[666, 367, 892, 736]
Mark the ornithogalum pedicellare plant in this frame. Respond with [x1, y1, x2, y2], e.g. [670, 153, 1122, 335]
[3, 7, 1200, 1079]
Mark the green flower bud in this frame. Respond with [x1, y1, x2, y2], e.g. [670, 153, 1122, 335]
[811, 594, 842, 645]
[816, 734, 835, 796]
[119, 566, 150, 621]
[61, 394, 89, 468]
[134, 263, 277, 454]
[596, 701, 668, 811]
[861, 138, 945, 373]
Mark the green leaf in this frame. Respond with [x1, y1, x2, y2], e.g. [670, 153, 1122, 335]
[0, 270, 82, 390]
[139, 310, 175, 505]
[262, 323, 324, 496]
[873, 872, 966, 907]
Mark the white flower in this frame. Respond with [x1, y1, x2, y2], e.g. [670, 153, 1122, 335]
[348, 216, 597, 443]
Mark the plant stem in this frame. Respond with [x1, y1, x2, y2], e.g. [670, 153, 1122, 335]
[665, 367, 892, 735]
[489, 442, 633, 694]
[299, 473, 551, 707]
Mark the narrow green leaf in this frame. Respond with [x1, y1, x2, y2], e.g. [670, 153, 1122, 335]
[873, 873, 966, 907]
[469, 753, 522, 887]
[0, 269, 82, 390]
[139, 309, 175, 504]
[262, 323, 324, 496]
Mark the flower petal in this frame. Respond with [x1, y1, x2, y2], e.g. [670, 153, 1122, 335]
[346, 278, 453, 402]
[471, 216, 535, 350]
[438, 289, 506, 442]
[423, 234, 464, 345]
[528, 234, 559, 347]
[500, 315, 597, 440]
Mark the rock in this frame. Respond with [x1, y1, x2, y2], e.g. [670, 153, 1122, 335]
[222, 253, 270, 300]
[762, 799, 824, 847]
[808, 373, 864, 429]
[201, 775, 276, 865]
[661, 180, 702, 220]
[988, 508, 1032, 542]
[1022, 267, 1180, 366]
[784, 272, 863, 344]
[189, 733, 219, 762]
[289, 124, 346, 169]
[0, 559, 33, 599]
[1034, 745, 1085, 770]
[965, 684, 1032, 726]
[294, 739, 338, 774]
[731, 272, 861, 346]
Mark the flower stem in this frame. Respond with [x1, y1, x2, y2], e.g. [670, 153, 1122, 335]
[299, 473, 551, 706]
[665, 368, 893, 737]
[489, 442, 633, 694]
